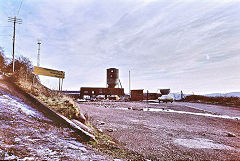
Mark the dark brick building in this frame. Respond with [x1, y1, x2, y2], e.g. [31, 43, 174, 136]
[131, 89, 144, 101]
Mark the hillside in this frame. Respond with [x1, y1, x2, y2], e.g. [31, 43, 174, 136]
[205, 92, 240, 97]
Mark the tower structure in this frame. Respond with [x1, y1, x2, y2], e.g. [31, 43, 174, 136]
[106, 68, 119, 88]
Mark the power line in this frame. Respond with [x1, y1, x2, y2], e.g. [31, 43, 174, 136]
[17, 0, 24, 16]
[0, 26, 11, 27]
[0, 35, 11, 37]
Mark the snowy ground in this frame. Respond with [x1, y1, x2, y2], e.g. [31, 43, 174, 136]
[0, 88, 107, 160]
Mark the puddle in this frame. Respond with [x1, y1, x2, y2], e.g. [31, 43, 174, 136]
[114, 107, 240, 120]
[148, 102, 161, 105]
[174, 138, 235, 150]
[143, 108, 240, 120]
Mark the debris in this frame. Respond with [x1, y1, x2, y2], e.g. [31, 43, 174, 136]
[72, 119, 94, 133]
[132, 107, 143, 111]
[227, 132, 236, 137]
[107, 128, 114, 132]
[14, 137, 21, 142]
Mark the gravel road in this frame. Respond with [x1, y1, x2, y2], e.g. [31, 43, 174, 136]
[173, 102, 240, 117]
[79, 101, 240, 160]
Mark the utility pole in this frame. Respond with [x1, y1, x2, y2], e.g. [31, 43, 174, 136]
[147, 90, 149, 103]
[181, 90, 184, 100]
[37, 40, 41, 66]
[8, 17, 22, 72]
[129, 70, 131, 95]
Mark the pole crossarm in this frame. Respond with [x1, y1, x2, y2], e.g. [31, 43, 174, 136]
[8, 17, 22, 24]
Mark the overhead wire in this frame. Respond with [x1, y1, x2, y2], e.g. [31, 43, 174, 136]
[17, 0, 24, 16]
[0, 26, 11, 27]
[0, 35, 11, 37]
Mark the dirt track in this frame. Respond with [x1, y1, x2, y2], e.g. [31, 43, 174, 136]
[79, 101, 240, 160]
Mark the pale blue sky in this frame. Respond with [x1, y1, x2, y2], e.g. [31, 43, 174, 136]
[0, 0, 240, 94]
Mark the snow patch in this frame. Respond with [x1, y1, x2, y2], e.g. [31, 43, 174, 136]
[0, 94, 36, 116]
[174, 138, 235, 150]
[20, 157, 35, 161]
[114, 106, 240, 120]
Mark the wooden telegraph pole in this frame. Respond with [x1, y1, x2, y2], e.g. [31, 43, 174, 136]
[8, 17, 22, 72]
[129, 70, 131, 95]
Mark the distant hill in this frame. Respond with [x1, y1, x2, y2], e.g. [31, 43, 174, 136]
[205, 92, 240, 98]
[170, 92, 240, 100]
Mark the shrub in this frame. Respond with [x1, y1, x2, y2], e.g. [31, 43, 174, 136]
[0, 47, 7, 72]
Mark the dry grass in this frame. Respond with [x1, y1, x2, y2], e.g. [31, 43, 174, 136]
[183, 95, 240, 107]
[13, 73, 82, 121]
[86, 123, 144, 160]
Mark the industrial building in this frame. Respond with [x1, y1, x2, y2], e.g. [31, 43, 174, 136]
[80, 87, 124, 99]
[79, 68, 125, 99]
[130, 89, 144, 101]
[62, 67, 171, 102]
[143, 93, 162, 100]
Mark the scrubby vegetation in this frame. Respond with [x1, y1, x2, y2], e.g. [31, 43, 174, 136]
[17, 79, 81, 120]
[183, 95, 240, 107]
[86, 123, 144, 160]
[0, 47, 83, 121]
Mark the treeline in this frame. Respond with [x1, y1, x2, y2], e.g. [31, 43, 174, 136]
[183, 95, 240, 107]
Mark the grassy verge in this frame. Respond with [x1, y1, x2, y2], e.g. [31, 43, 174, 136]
[10, 72, 84, 122]
[86, 123, 144, 160]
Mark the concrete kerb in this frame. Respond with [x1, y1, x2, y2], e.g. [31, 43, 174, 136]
[28, 93, 96, 141]
[6, 77, 96, 141]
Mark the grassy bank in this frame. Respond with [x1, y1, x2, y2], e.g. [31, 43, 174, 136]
[0, 48, 84, 122]
[15, 77, 82, 120]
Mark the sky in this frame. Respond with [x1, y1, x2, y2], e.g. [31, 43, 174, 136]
[0, 0, 240, 94]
